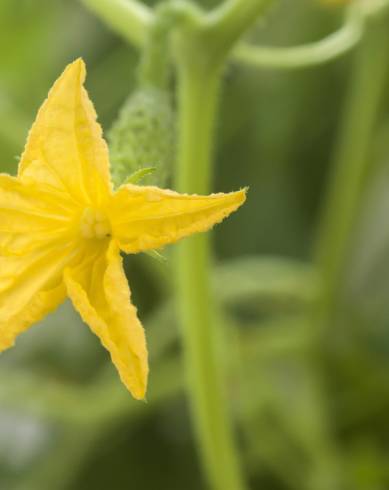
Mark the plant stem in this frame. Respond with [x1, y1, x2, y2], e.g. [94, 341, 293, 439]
[171, 2, 279, 488]
[138, 4, 177, 89]
[174, 59, 247, 490]
[80, 0, 153, 47]
[205, 0, 272, 59]
[315, 12, 389, 311]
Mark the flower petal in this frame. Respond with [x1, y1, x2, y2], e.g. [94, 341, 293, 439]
[0, 173, 81, 350]
[0, 244, 76, 351]
[18, 58, 111, 206]
[64, 241, 148, 399]
[108, 185, 247, 253]
[0, 174, 77, 256]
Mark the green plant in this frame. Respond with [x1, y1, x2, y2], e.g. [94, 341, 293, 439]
[2, 0, 389, 488]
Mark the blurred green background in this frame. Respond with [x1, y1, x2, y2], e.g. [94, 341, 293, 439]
[1, 0, 389, 489]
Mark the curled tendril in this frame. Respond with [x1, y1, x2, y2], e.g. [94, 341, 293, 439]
[231, 0, 389, 70]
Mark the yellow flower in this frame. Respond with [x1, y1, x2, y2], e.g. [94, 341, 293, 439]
[0, 59, 246, 400]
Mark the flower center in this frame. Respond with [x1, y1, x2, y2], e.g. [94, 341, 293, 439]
[80, 207, 111, 240]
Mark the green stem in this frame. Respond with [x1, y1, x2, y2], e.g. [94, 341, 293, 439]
[315, 12, 389, 310]
[80, 0, 153, 47]
[138, 5, 174, 89]
[205, 0, 272, 59]
[171, 2, 278, 489]
[174, 61, 246, 490]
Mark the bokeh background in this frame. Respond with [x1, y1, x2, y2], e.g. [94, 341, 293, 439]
[1, 0, 389, 488]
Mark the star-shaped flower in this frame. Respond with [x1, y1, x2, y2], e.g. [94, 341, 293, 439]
[0, 59, 246, 399]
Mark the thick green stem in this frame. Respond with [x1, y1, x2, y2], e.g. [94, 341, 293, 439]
[81, 0, 153, 47]
[170, 3, 277, 489]
[174, 63, 246, 490]
[315, 13, 389, 311]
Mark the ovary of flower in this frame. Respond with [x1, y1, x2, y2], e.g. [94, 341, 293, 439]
[0, 59, 247, 400]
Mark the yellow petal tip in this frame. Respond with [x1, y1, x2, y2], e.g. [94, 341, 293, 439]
[70, 57, 85, 69]
[127, 382, 147, 401]
[239, 186, 248, 200]
[228, 186, 248, 210]
[63, 57, 86, 84]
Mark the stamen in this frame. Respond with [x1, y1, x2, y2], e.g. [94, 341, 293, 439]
[80, 208, 111, 239]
